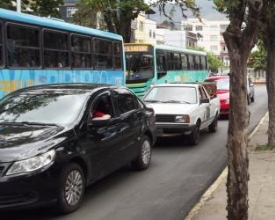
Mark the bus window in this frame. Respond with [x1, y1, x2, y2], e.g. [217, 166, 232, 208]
[43, 30, 69, 68]
[181, 53, 188, 70]
[6, 24, 40, 68]
[195, 55, 200, 70]
[71, 34, 91, 68]
[167, 52, 174, 70]
[0, 23, 3, 67]
[156, 50, 166, 72]
[188, 54, 195, 70]
[174, 53, 181, 70]
[94, 39, 112, 69]
[113, 42, 122, 70]
[201, 56, 207, 69]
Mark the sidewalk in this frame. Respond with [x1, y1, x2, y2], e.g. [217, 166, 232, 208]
[186, 112, 275, 220]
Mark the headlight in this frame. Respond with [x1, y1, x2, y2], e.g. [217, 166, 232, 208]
[175, 115, 190, 123]
[6, 150, 56, 176]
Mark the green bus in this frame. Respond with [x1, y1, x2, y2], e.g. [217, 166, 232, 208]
[125, 43, 208, 98]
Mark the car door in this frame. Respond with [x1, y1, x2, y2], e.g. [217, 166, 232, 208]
[112, 88, 144, 165]
[84, 91, 124, 182]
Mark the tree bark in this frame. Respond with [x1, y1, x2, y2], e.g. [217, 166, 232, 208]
[266, 44, 275, 146]
[225, 53, 250, 220]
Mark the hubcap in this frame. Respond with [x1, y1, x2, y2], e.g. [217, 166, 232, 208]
[141, 140, 151, 165]
[65, 170, 83, 206]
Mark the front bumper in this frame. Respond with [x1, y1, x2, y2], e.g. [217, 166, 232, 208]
[0, 163, 61, 211]
[156, 123, 196, 136]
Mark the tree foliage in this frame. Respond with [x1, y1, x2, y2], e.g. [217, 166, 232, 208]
[30, 0, 64, 18]
[0, 0, 30, 11]
[247, 41, 267, 71]
[72, 0, 199, 42]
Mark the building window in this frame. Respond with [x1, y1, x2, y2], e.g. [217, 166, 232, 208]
[195, 25, 202, 31]
[210, 45, 218, 51]
[67, 7, 77, 18]
[149, 30, 152, 37]
[210, 35, 218, 41]
[220, 24, 228, 32]
[153, 32, 156, 38]
[184, 26, 193, 31]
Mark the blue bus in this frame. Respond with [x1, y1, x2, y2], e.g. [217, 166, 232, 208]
[0, 8, 125, 98]
[125, 43, 208, 98]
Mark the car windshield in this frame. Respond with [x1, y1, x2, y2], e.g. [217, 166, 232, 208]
[143, 86, 197, 104]
[126, 52, 154, 81]
[0, 92, 89, 125]
[216, 79, 230, 90]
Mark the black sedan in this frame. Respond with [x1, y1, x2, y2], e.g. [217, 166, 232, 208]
[0, 83, 156, 214]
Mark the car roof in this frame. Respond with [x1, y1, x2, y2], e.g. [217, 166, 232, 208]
[151, 83, 200, 88]
[7, 83, 122, 95]
[205, 75, 229, 81]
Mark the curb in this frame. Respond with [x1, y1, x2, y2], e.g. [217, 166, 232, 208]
[184, 112, 269, 220]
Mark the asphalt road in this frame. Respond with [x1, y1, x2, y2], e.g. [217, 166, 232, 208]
[1, 84, 268, 220]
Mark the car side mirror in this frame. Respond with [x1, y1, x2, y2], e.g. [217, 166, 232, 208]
[200, 98, 210, 104]
[88, 117, 111, 127]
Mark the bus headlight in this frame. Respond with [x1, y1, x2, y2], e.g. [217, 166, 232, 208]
[6, 150, 56, 176]
[175, 115, 190, 123]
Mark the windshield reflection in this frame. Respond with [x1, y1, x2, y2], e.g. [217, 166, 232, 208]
[143, 87, 197, 104]
[0, 93, 88, 125]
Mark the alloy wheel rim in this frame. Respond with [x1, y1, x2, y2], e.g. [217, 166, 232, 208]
[65, 170, 83, 206]
[141, 140, 151, 165]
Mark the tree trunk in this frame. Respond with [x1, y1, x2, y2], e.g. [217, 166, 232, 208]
[226, 52, 250, 220]
[266, 44, 275, 146]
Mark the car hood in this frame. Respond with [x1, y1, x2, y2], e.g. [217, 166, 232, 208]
[145, 103, 197, 115]
[0, 125, 67, 162]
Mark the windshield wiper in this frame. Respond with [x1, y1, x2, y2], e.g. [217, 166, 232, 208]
[0, 121, 58, 127]
[144, 99, 163, 103]
[163, 100, 191, 104]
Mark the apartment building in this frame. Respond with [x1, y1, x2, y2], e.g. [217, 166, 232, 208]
[181, 18, 230, 70]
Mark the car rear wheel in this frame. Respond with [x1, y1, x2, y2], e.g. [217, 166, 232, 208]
[57, 163, 85, 214]
[131, 135, 152, 170]
[189, 122, 200, 146]
[209, 114, 218, 132]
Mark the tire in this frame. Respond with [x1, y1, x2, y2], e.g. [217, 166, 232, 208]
[251, 95, 255, 102]
[208, 114, 218, 133]
[131, 135, 152, 170]
[189, 122, 200, 146]
[57, 163, 85, 214]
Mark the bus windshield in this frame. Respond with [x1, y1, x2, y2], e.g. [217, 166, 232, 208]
[126, 53, 154, 81]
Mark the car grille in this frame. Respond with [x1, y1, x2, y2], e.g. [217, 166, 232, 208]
[0, 192, 38, 207]
[156, 115, 176, 123]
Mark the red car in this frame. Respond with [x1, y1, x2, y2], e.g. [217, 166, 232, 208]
[205, 76, 230, 117]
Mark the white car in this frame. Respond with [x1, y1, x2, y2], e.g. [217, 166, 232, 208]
[143, 83, 220, 145]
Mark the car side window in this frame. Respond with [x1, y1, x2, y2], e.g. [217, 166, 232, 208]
[114, 89, 138, 114]
[91, 93, 114, 119]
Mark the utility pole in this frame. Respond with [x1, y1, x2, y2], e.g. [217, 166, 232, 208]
[16, 0, 21, 13]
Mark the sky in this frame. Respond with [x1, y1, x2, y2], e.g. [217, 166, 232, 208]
[147, 0, 228, 22]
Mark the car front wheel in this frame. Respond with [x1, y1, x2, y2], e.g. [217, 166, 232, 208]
[189, 122, 200, 146]
[131, 135, 152, 170]
[57, 163, 85, 214]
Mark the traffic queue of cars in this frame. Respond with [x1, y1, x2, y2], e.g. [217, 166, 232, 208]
[0, 78, 255, 214]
